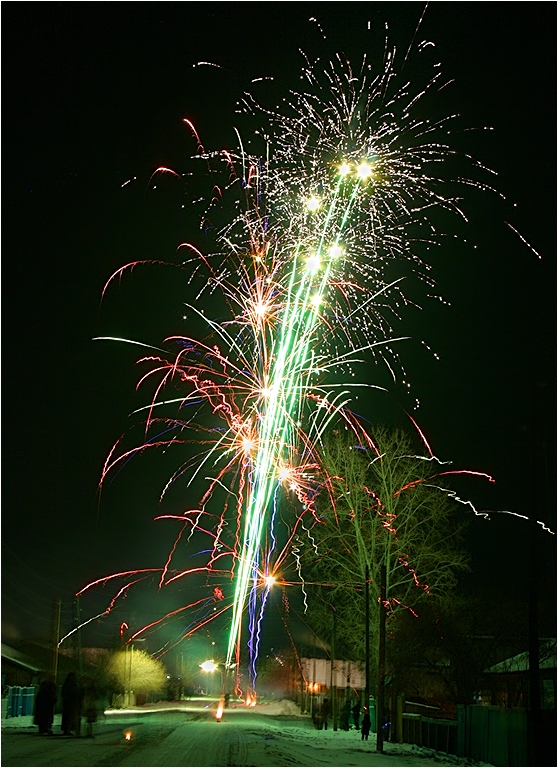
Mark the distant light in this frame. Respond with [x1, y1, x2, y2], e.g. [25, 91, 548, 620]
[200, 660, 218, 673]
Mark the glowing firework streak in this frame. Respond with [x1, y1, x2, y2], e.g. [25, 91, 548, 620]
[225, 169, 374, 671]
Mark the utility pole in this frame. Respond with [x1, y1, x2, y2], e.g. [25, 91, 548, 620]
[73, 595, 83, 676]
[300, 645, 305, 713]
[365, 565, 370, 714]
[51, 598, 61, 683]
[331, 605, 337, 731]
[312, 638, 317, 720]
[527, 379, 544, 766]
[376, 564, 386, 754]
[128, 645, 133, 707]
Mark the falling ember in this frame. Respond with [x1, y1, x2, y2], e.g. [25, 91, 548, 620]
[216, 700, 224, 721]
[124, 730, 133, 741]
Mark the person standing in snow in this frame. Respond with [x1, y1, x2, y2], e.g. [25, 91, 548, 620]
[352, 698, 361, 729]
[321, 697, 331, 730]
[340, 698, 351, 730]
[34, 678, 57, 735]
[61, 672, 83, 736]
[361, 706, 371, 740]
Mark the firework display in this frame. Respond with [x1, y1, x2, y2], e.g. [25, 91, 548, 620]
[81, 34, 503, 695]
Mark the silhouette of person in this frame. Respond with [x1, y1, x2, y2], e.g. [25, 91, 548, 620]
[34, 678, 57, 735]
[340, 699, 351, 730]
[361, 706, 371, 741]
[82, 676, 99, 737]
[61, 672, 83, 736]
[321, 697, 331, 730]
[352, 698, 361, 729]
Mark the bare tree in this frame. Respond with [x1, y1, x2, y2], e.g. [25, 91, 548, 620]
[300, 426, 470, 668]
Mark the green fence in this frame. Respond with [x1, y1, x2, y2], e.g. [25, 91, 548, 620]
[402, 706, 528, 766]
[457, 705, 528, 767]
[401, 713, 457, 755]
[459, 706, 556, 767]
[402, 704, 555, 766]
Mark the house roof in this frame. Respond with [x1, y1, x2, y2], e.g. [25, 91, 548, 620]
[1, 640, 103, 679]
[1, 643, 43, 673]
[485, 639, 556, 674]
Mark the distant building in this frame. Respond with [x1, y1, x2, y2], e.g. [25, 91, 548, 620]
[1, 643, 43, 687]
[480, 638, 556, 708]
[300, 657, 365, 693]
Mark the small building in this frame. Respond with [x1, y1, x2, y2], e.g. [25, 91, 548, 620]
[480, 638, 556, 709]
[300, 657, 365, 693]
[1, 643, 43, 687]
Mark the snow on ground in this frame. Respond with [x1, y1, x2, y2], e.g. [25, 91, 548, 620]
[2, 699, 493, 767]
[135, 698, 493, 767]
[239, 700, 492, 767]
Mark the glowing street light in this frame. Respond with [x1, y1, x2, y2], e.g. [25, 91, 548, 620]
[200, 659, 218, 673]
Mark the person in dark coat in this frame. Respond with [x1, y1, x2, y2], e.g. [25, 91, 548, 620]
[352, 698, 361, 730]
[321, 698, 331, 730]
[312, 699, 322, 729]
[81, 676, 99, 738]
[340, 699, 351, 731]
[34, 678, 57, 735]
[361, 706, 371, 740]
[61, 672, 83, 736]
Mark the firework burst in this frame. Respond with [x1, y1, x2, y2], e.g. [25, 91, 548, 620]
[83, 28, 501, 694]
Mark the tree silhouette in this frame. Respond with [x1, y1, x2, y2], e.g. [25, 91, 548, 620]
[301, 426, 469, 669]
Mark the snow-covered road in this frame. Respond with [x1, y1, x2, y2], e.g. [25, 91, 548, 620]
[1, 699, 492, 767]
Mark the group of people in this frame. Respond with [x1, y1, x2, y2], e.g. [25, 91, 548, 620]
[314, 696, 372, 740]
[33, 672, 100, 737]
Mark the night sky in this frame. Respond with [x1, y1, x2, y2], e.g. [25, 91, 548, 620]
[3, 3, 556, 668]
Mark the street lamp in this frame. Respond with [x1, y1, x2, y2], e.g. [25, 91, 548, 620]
[126, 638, 146, 707]
[200, 660, 218, 674]
[200, 659, 218, 697]
[200, 660, 230, 721]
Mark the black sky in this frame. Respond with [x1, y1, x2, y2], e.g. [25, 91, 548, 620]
[2, 3, 556, 664]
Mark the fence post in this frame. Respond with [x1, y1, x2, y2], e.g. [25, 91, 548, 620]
[395, 694, 404, 743]
[456, 705, 465, 756]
